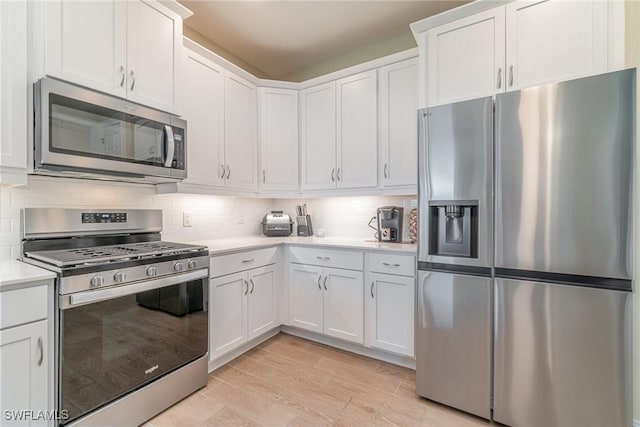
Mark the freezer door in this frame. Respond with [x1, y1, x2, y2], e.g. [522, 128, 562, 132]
[418, 96, 493, 268]
[495, 69, 635, 280]
[416, 270, 491, 419]
[494, 278, 632, 427]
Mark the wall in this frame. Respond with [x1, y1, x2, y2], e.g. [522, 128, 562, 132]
[0, 176, 417, 262]
[626, 0, 640, 423]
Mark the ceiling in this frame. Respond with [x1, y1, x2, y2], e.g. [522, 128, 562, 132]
[179, 1, 470, 81]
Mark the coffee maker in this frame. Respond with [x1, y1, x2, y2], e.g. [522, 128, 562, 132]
[369, 206, 404, 242]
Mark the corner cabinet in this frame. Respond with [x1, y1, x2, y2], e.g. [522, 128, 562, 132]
[301, 70, 378, 191]
[42, 0, 185, 113]
[423, 0, 623, 107]
[0, 0, 28, 185]
[259, 88, 299, 191]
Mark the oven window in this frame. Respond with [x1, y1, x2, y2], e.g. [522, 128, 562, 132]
[59, 280, 207, 425]
[49, 93, 184, 167]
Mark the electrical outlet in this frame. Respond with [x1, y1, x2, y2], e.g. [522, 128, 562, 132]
[237, 215, 244, 225]
[183, 211, 193, 227]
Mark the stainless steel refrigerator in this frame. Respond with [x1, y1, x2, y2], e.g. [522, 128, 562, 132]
[417, 69, 634, 426]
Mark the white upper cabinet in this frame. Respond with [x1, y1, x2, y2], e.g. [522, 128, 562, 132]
[424, 0, 623, 106]
[0, 0, 28, 184]
[43, 0, 183, 113]
[378, 58, 418, 188]
[504, 0, 608, 91]
[224, 72, 258, 190]
[182, 49, 224, 186]
[336, 70, 378, 189]
[259, 88, 299, 191]
[427, 7, 505, 106]
[300, 82, 337, 190]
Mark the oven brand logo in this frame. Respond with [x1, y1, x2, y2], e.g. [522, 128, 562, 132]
[145, 364, 159, 375]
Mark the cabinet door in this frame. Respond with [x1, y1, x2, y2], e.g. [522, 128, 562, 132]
[247, 265, 278, 340]
[300, 82, 336, 190]
[224, 73, 258, 190]
[378, 59, 418, 187]
[0, 320, 48, 426]
[288, 264, 323, 333]
[0, 0, 28, 183]
[505, 0, 608, 90]
[182, 49, 225, 186]
[365, 272, 415, 357]
[45, 0, 127, 98]
[323, 267, 364, 344]
[427, 7, 505, 106]
[210, 273, 248, 360]
[259, 88, 299, 191]
[336, 70, 378, 189]
[126, 0, 181, 113]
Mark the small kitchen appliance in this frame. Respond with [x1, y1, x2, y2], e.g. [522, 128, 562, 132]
[370, 206, 404, 242]
[20, 208, 209, 427]
[261, 211, 294, 236]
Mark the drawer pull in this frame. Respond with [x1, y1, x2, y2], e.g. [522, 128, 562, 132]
[323, 275, 328, 291]
[382, 262, 401, 267]
[37, 337, 44, 367]
[242, 259, 255, 264]
[316, 256, 331, 261]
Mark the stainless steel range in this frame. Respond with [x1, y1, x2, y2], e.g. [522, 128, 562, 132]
[21, 208, 210, 426]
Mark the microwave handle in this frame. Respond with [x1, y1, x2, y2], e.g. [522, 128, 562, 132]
[164, 124, 175, 168]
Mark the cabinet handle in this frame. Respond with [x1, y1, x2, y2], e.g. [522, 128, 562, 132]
[316, 256, 330, 261]
[129, 70, 135, 91]
[383, 163, 388, 179]
[263, 170, 266, 184]
[220, 164, 226, 179]
[323, 275, 328, 291]
[249, 278, 255, 294]
[226, 165, 231, 180]
[382, 262, 401, 267]
[337, 168, 342, 182]
[331, 168, 335, 182]
[119, 66, 126, 87]
[371, 282, 375, 298]
[317, 275, 322, 290]
[242, 259, 255, 264]
[37, 337, 43, 367]
[496, 67, 502, 89]
[509, 66, 514, 87]
[244, 279, 249, 295]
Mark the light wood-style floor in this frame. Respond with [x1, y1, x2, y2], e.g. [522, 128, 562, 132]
[145, 333, 490, 426]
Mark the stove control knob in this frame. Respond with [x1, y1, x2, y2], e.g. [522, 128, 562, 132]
[114, 272, 127, 283]
[173, 262, 184, 272]
[146, 266, 158, 277]
[90, 275, 104, 288]
[188, 260, 198, 269]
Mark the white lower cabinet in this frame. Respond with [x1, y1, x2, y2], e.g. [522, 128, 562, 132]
[209, 253, 277, 362]
[0, 320, 48, 427]
[288, 250, 364, 345]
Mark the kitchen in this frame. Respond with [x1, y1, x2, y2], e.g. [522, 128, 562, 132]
[0, 2, 639, 423]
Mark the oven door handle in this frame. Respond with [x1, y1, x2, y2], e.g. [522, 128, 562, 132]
[62, 269, 208, 309]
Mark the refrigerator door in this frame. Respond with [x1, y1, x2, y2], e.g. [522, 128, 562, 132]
[495, 69, 635, 280]
[494, 278, 631, 427]
[416, 270, 491, 419]
[418, 97, 493, 269]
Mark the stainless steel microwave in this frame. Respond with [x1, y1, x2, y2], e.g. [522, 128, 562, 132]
[34, 78, 186, 182]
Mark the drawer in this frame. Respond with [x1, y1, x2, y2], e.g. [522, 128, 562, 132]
[0, 283, 48, 330]
[289, 246, 363, 271]
[367, 252, 415, 277]
[211, 247, 278, 278]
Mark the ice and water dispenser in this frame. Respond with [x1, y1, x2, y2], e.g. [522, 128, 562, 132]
[428, 201, 478, 258]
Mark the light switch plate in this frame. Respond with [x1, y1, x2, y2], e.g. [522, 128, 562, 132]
[183, 211, 192, 227]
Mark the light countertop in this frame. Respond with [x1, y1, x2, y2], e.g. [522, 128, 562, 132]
[0, 260, 56, 292]
[188, 236, 417, 256]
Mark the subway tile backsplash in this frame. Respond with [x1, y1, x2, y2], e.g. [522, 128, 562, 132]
[0, 176, 415, 261]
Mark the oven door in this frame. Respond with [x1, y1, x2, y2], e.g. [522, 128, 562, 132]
[57, 269, 208, 425]
[35, 78, 186, 180]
